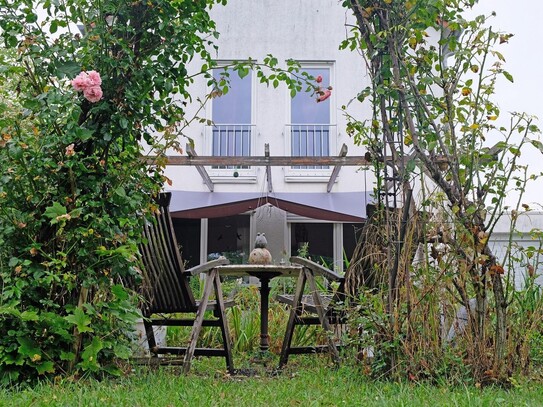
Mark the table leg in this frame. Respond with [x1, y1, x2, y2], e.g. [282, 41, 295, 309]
[258, 277, 271, 352]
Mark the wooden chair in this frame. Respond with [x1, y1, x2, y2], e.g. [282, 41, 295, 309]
[137, 192, 234, 373]
[276, 256, 346, 368]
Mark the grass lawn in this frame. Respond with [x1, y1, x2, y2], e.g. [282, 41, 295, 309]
[2, 356, 543, 407]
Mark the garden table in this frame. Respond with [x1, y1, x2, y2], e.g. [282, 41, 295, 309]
[215, 264, 303, 352]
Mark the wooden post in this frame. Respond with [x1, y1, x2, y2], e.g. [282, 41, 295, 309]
[265, 143, 273, 193]
[183, 269, 216, 373]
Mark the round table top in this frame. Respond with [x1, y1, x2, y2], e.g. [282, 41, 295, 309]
[215, 263, 303, 277]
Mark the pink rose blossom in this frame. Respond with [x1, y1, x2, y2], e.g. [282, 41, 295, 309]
[316, 89, 332, 103]
[71, 72, 90, 91]
[87, 70, 102, 86]
[72, 70, 103, 103]
[65, 143, 75, 157]
[83, 85, 103, 103]
[315, 75, 323, 83]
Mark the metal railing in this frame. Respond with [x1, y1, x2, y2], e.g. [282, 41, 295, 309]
[287, 124, 336, 169]
[210, 124, 254, 169]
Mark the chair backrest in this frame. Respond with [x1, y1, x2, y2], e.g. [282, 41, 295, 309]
[139, 192, 197, 316]
[290, 256, 346, 304]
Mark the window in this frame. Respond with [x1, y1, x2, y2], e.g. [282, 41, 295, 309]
[172, 218, 201, 269]
[211, 68, 253, 170]
[207, 215, 250, 264]
[286, 65, 336, 178]
[290, 223, 334, 266]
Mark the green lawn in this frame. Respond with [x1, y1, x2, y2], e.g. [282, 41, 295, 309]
[2, 356, 543, 407]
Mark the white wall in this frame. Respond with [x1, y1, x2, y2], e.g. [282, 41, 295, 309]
[164, 0, 373, 194]
[489, 211, 543, 288]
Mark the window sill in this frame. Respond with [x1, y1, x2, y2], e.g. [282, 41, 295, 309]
[210, 170, 257, 184]
[284, 170, 332, 183]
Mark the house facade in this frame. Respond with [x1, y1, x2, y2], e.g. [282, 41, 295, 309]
[163, 1, 374, 270]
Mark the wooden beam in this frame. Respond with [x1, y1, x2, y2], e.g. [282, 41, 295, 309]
[145, 153, 448, 168]
[327, 143, 348, 193]
[265, 143, 273, 193]
[153, 155, 370, 167]
[186, 144, 214, 192]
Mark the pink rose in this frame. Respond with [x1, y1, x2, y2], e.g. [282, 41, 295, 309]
[71, 72, 90, 91]
[87, 70, 102, 86]
[83, 85, 103, 103]
[65, 143, 75, 157]
[316, 89, 331, 103]
[315, 75, 323, 83]
[72, 71, 103, 103]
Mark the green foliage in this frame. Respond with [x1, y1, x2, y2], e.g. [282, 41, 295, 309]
[342, 0, 543, 383]
[0, 0, 225, 383]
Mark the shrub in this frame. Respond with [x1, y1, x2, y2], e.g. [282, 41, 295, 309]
[0, 0, 223, 383]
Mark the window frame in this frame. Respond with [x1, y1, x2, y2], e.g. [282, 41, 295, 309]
[284, 61, 337, 182]
[206, 62, 257, 183]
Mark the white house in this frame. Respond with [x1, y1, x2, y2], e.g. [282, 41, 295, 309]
[162, 0, 375, 271]
[162, 0, 543, 278]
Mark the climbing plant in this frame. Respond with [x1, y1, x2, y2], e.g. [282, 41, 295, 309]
[342, 0, 542, 382]
[0, 0, 232, 383]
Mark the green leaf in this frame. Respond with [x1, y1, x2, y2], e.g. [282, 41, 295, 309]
[25, 12, 38, 24]
[530, 139, 543, 153]
[35, 361, 55, 375]
[17, 337, 41, 358]
[238, 67, 249, 79]
[60, 351, 75, 361]
[8, 257, 19, 268]
[502, 71, 514, 83]
[406, 159, 416, 174]
[20, 310, 39, 321]
[103, 365, 122, 376]
[49, 20, 58, 34]
[80, 337, 103, 371]
[119, 117, 129, 129]
[69, 208, 83, 219]
[0, 304, 21, 317]
[55, 61, 81, 79]
[44, 202, 67, 224]
[113, 343, 131, 359]
[114, 187, 127, 197]
[76, 128, 94, 141]
[111, 284, 129, 301]
[2, 352, 25, 366]
[65, 308, 94, 333]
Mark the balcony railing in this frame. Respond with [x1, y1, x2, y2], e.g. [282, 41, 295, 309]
[210, 124, 254, 169]
[287, 124, 336, 169]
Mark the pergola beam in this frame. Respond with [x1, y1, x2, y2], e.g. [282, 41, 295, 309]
[154, 155, 370, 167]
[186, 144, 214, 192]
[327, 143, 348, 193]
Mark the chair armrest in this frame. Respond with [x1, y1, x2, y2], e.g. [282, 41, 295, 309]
[186, 256, 229, 276]
[289, 256, 344, 282]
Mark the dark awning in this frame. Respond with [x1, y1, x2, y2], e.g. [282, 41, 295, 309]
[168, 190, 372, 222]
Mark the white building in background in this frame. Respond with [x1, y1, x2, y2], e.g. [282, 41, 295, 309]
[163, 0, 543, 276]
[164, 1, 374, 270]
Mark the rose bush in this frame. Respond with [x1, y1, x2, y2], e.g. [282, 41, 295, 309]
[0, 0, 227, 383]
